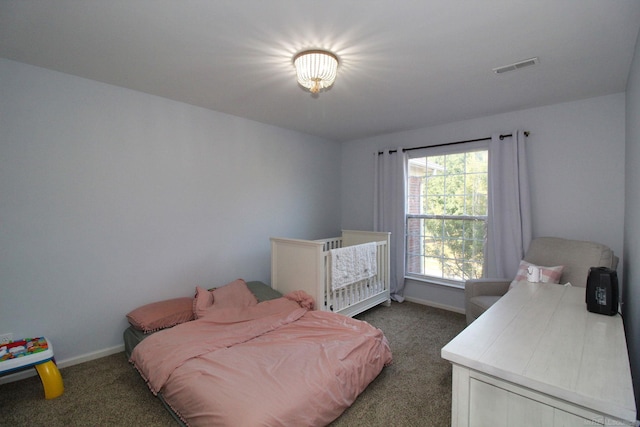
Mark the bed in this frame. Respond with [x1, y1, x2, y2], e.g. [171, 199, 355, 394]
[125, 279, 392, 427]
[270, 230, 391, 318]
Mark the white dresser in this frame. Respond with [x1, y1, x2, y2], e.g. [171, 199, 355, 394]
[441, 282, 637, 426]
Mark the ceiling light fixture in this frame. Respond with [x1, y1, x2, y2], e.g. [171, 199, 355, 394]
[293, 50, 339, 94]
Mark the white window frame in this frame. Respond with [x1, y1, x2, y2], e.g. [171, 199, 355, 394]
[404, 140, 490, 286]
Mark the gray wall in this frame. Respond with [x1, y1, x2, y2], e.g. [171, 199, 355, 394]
[0, 58, 342, 363]
[624, 28, 640, 419]
[341, 93, 626, 311]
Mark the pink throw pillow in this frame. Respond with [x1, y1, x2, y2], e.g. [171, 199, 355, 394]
[193, 279, 258, 319]
[193, 285, 215, 319]
[511, 260, 564, 289]
[127, 297, 195, 333]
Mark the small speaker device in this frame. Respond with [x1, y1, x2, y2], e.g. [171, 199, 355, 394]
[585, 267, 618, 316]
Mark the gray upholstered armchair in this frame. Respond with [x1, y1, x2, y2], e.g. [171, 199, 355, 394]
[465, 237, 618, 324]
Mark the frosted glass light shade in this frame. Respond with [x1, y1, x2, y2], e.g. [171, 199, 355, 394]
[293, 50, 338, 94]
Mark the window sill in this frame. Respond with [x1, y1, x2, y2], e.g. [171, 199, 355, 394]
[404, 275, 465, 290]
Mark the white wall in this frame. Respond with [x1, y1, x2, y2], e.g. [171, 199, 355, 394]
[0, 58, 342, 363]
[623, 28, 640, 419]
[342, 93, 626, 310]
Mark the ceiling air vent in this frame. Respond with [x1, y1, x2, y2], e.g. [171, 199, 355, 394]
[492, 57, 539, 74]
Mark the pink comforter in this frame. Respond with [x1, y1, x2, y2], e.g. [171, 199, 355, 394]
[130, 293, 392, 427]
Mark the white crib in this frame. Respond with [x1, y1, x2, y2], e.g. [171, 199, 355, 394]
[270, 230, 391, 317]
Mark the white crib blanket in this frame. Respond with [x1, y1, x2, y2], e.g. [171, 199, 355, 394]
[330, 242, 377, 291]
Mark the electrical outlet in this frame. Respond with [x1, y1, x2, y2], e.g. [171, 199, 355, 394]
[0, 333, 13, 345]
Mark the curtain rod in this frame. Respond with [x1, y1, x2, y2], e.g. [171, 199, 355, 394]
[377, 131, 529, 155]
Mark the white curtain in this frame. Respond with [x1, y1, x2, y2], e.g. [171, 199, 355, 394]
[374, 148, 407, 302]
[485, 130, 532, 278]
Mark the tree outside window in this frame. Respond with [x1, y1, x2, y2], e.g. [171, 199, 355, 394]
[406, 149, 488, 282]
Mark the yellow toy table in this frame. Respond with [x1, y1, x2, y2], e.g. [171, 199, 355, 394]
[0, 337, 64, 399]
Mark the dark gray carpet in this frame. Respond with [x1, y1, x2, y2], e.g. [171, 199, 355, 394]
[0, 301, 466, 426]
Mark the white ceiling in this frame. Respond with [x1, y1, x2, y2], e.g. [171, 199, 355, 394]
[2, 1, 639, 142]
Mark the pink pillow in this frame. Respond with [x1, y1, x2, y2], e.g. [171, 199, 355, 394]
[510, 260, 564, 289]
[193, 279, 258, 319]
[126, 297, 195, 333]
[193, 286, 214, 319]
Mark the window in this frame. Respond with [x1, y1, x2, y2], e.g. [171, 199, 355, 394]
[406, 148, 488, 284]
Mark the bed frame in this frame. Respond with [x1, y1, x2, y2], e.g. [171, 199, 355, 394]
[270, 230, 391, 317]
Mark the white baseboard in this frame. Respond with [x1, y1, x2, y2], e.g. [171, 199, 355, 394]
[404, 296, 466, 314]
[0, 344, 125, 385]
